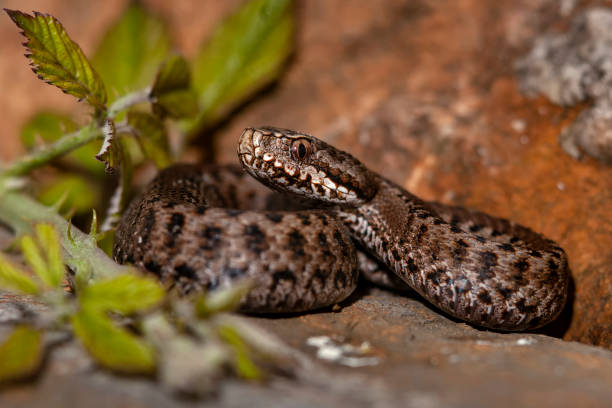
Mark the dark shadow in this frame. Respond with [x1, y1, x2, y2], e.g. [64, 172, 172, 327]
[358, 270, 576, 337]
[338, 281, 372, 308]
[242, 279, 370, 320]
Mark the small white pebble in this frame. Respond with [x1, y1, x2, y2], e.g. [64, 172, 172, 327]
[306, 336, 331, 347]
[557, 181, 565, 191]
[317, 345, 343, 361]
[339, 356, 381, 367]
[511, 119, 527, 133]
[516, 337, 536, 346]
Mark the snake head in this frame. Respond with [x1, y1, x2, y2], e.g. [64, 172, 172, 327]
[238, 126, 377, 205]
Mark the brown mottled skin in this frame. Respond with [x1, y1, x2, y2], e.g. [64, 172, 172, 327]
[114, 127, 569, 331]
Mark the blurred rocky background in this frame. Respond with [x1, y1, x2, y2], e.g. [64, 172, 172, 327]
[1, 0, 611, 407]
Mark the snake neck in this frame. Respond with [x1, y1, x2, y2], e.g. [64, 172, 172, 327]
[335, 176, 569, 331]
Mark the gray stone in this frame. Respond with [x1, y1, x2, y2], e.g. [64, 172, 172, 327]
[2, 289, 612, 408]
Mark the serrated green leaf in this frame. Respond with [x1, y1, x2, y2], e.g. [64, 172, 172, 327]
[0, 326, 43, 382]
[127, 111, 172, 168]
[0, 253, 38, 295]
[150, 55, 198, 119]
[81, 274, 164, 314]
[37, 174, 100, 214]
[20, 224, 64, 288]
[20, 112, 105, 175]
[72, 308, 155, 374]
[190, 0, 294, 132]
[5, 9, 107, 110]
[92, 3, 171, 101]
[195, 281, 251, 318]
[217, 324, 261, 380]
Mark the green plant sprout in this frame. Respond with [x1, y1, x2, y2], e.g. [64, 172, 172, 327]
[0, 0, 294, 396]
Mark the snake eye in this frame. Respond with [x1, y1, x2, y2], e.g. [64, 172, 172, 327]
[291, 139, 312, 161]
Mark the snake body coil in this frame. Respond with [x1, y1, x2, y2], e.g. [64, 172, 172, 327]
[114, 127, 569, 331]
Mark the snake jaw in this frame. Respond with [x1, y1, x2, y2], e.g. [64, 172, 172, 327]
[238, 127, 378, 205]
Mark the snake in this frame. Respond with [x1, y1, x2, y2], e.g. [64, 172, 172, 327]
[113, 126, 570, 331]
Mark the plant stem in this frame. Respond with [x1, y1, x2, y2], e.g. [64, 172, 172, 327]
[107, 88, 151, 118]
[0, 191, 125, 280]
[0, 89, 151, 179]
[0, 124, 103, 178]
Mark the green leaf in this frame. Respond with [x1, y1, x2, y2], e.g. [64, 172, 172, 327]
[70, 258, 93, 292]
[81, 274, 164, 314]
[37, 174, 100, 214]
[94, 229, 115, 258]
[155, 89, 199, 119]
[20, 237, 49, 286]
[20, 224, 64, 288]
[127, 111, 172, 168]
[20, 112, 105, 175]
[217, 324, 261, 380]
[72, 308, 155, 374]
[150, 55, 198, 119]
[5, 9, 107, 110]
[0, 326, 43, 383]
[21, 111, 77, 149]
[34, 224, 65, 286]
[201, 7, 293, 124]
[195, 281, 251, 318]
[92, 3, 171, 101]
[0, 253, 38, 295]
[190, 0, 294, 131]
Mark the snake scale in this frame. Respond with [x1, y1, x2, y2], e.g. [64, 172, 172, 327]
[114, 127, 569, 331]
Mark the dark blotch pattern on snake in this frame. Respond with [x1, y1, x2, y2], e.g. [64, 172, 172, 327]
[114, 127, 569, 331]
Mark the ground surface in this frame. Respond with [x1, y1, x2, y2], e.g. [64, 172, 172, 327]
[1, 0, 612, 407]
[3, 287, 612, 408]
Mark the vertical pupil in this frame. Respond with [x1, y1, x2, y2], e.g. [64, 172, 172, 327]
[298, 143, 306, 158]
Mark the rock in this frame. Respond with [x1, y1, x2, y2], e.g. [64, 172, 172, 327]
[216, 0, 612, 348]
[2, 289, 612, 408]
[516, 7, 612, 163]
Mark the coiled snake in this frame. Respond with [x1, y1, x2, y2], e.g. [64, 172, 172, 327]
[114, 127, 569, 331]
